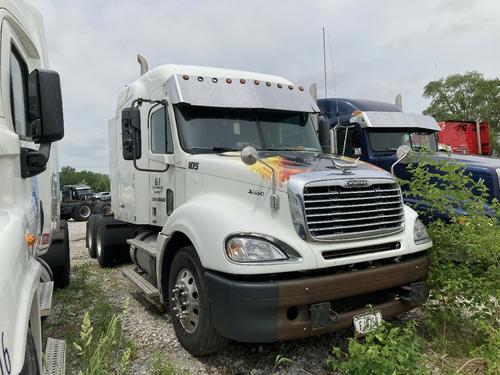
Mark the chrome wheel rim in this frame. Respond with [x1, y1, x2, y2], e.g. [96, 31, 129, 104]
[79, 205, 91, 219]
[171, 268, 200, 333]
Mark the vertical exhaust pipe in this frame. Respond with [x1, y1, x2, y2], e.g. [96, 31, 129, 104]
[137, 54, 149, 76]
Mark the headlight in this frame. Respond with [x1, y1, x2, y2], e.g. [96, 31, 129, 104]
[225, 236, 288, 263]
[413, 219, 431, 244]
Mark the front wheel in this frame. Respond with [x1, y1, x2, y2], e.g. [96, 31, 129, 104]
[168, 247, 227, 356]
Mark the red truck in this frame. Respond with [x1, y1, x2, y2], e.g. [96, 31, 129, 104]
[437, 120, 490, 155]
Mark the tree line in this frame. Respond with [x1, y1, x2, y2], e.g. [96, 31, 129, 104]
[423, 71, 500, 154]
[60, 166, 110, 192]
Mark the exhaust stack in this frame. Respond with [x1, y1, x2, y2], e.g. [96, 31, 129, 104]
[137, 54, 149, 76]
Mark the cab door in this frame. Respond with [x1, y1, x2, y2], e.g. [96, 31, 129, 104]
[148, 104, 175, 226]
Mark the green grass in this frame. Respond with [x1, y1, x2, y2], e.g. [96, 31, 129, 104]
[147, 352, 188, 375]
[44, 263, 135, 369]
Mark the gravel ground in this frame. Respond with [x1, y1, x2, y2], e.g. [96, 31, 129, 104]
[61, 221, 351, 374]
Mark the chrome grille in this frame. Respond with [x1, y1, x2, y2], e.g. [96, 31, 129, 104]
[303, 181, 405, 240]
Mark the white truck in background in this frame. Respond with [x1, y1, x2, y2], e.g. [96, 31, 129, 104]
[87, 57, 432, 355]
[0, 0, 67, 373]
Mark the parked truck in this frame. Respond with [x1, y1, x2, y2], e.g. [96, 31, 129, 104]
[317, 98, 500, 219]
[87, 60, 432, 355]
[437, 120, 490, 156]
[0, 0, 67, 373]
[60, 184, 111, 221]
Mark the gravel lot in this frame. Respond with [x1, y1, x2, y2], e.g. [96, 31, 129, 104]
[56, 221, 352, 374]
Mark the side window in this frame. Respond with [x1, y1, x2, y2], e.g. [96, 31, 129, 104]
[10, 47, 30, 138]
[150, 107, 173, 154]
[336, 127, 362, 157]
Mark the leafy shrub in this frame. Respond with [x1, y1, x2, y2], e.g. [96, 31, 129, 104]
[403, 153, 500, 372]
[327, 321, 427, 375]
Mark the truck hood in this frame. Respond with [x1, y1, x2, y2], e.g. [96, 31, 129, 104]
[433, 152, 500, 170]
[187, 151, 393, 191]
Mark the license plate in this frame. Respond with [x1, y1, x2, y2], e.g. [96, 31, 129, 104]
[353, 310, 382, 335]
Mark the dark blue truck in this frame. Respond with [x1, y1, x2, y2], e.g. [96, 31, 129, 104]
[317, 98, 500, 220]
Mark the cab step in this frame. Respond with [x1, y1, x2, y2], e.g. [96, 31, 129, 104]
[127, 238, 158, 257]
[122, 267, 159, 298]
[43, 338, 66, 375]
[39, 281, 54, 317]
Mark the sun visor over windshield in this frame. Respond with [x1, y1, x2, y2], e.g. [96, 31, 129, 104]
[350, 111, 442, 131]
[163, 74, 319, 113]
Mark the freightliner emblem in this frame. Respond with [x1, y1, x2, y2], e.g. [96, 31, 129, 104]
[345, 179, 369, 188]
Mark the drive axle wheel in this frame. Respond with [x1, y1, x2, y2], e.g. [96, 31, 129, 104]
[168, 247, 227, 355]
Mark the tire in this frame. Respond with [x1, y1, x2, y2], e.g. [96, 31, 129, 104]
[96, 218, 114, 267]
[51, 220, 70, 288]
[71, 202, 92, 221]
[93, 202, 112, 216]
[168, 247, 227, 356]
[19, 328, 40, 375]
[86, 214, 98, 258]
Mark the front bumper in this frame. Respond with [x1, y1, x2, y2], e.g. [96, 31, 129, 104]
[206, 253, 429, 343]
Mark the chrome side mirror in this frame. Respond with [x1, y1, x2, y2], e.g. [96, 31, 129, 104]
[396, 145, 412, 164]
[391, 144, 413, 175]
[241, 146, 258, 166]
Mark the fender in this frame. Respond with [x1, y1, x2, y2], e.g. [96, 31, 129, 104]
[0, 204, 43, 374]
[156, 188, 319, 282]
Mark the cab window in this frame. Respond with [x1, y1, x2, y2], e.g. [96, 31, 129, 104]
[336, 127, 362, 157]
[150, 107, 173, 154]
[10, 47, 30, 138]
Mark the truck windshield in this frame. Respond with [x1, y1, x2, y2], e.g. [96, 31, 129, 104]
[368, 129, 438, 152]
[174, 105, 321, 154]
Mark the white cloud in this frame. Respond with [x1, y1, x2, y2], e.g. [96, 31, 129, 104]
[31, 0, 500, 172]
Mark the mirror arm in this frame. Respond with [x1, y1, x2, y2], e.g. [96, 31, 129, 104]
[128, 99, 170, 173]
[391, 151, 410, 175]
[131, 133, 169, 173]
[255, 157, 280, 210]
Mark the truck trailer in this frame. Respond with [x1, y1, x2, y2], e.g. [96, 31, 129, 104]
[0, 0, 67, 373]
[87, 60, 432, 355]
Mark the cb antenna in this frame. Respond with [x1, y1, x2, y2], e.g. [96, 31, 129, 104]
[322, 27, 327, 99]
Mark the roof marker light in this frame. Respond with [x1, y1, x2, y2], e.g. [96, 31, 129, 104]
[299, 86, 304, 91]
[240, 79, 246, 84]
[277, 83, 283, 89]
[182, 75, 189, 80]
[212, 77, 218, 83]
[266, 82, 271, 87]
[288, 85, 293, 90]
[226, 78, 232, 84]
[197, 76, 204, 82]
[254, 80, 260, 85]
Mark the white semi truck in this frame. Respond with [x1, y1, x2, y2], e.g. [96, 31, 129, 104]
[87, 58, 432, 355]
[0, 0, 67, 373]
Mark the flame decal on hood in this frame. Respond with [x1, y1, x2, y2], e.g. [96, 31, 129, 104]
[249, 155, 313, 185]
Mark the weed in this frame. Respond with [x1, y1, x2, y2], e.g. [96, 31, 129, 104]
[327, 321, 428, 375]
[147, 352, 185, 375]
[73, 301, 133, 375]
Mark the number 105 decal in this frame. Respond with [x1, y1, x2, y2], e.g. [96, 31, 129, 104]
[0, 332, 11, 375]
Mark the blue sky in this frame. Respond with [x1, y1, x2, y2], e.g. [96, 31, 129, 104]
[33, 0, 500, 172]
